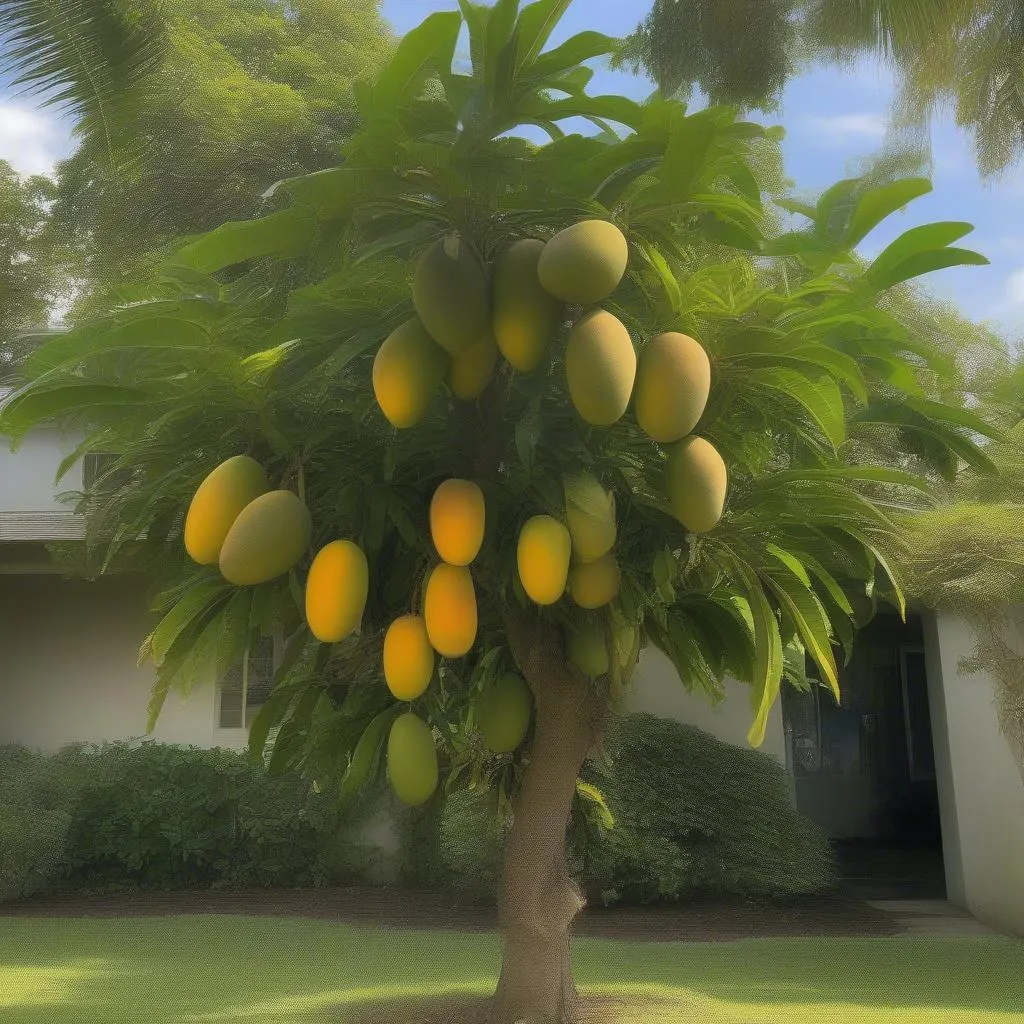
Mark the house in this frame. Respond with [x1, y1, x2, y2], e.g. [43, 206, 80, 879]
[2, 410, 1022, 938]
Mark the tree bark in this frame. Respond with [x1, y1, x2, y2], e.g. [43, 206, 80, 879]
[489, 610, 607, 1024]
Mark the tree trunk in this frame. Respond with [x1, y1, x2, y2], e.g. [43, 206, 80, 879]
[490, 611, 607, 1024]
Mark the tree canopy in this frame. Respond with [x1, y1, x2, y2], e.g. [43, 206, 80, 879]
[623, 0, 1024, 177]
[0, 1, 1007, 1020]
[0, 160, 64, 381]
[0, 0, 393, 315]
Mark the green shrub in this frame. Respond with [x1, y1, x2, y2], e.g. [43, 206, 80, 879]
[579, 713, 837, 904]
[52, 740, 380, 891]
[434, 713, 836, 907]
[0, 745, 77, 902]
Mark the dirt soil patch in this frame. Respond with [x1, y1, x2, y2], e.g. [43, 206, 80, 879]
[0, 886, 904, 940]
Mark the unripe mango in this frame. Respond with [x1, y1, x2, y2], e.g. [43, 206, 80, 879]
[387, 712, 438, 807]
[384, 615, 435, 701]
[219, 490, 311, 586]
[564, 473, 616, 563]
[517, 515, 572, 606]
[446, 331, 498, 400]
[537, 220, 628, 305]
[634, 332, 711, 443]
[666, 435, 728, 533]
[569, 552, 620, 609]
[476, 672, 533, 753]
[305, 540, 368, 643]
[373, 317, 449, 429]
[412, 235, 490, 356]
[184, 455, 269, 565]
[430, 479, 485, 566]
[565, 309, 636, 427]
[424, 563, 478, 658]
[566, 617, 609, 677]
[492, 239, 563, 372]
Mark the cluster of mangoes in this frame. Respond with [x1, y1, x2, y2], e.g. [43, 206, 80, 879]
[180, 218, 727, 809]
[372, 219, 728, 535]
[182, 463, 532, 809]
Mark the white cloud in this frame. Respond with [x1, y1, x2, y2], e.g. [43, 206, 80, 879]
[801, 112, 888, 147]
[0, 102, 71, 177]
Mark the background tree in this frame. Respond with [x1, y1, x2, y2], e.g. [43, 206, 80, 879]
[0, 0, 393, 316]
[0, 160, 66, 382]
[623, 0, 1024, 177]
[0, 2, 1001, 1022]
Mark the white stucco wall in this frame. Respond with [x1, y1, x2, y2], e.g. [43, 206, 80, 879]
[924, 608, 1024, 937]
[627, 645, 789, 768]
[0, 574, 234, 754]
[0, 428, 84, 512]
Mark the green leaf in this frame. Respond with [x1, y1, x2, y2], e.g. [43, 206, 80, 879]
[515, 398, 543, 474]
[862, 221, 974, 282]
[340, 707, 399, 802]
[658, 111, 716, 200]
[840, 527, 906, 623]
[576, 779, 615, 830]
[173, 209, 316, 274]
[864, 247, 989, 290]
[0, 381, 149, 443]
[246, 688, 296, 763]
[524, 30, 617, 81]
[374, 11, 461, 114]
[632, 239, 682, 313]
[730, 561, 784, 749]
[765, 544, 811, 588]
[844, 178, 932, 248]
[149, 579, 233, 665]
[515, 0, 573, 72]
[752, 368, 846, 448]
[765, 571, 840, 701]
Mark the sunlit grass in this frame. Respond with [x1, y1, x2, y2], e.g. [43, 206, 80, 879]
[0, 915, 1021, 1023]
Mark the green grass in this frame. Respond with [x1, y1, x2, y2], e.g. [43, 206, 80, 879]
[0, 916, 1022, 1023]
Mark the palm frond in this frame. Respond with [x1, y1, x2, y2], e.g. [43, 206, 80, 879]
[0, 0, 169, 167]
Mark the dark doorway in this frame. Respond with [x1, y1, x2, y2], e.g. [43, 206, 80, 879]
[782, 613, 946, 899]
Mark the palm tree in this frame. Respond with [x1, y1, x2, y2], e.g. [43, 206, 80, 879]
[623, 0, 1024, 178]
[0, 0, 169, 171]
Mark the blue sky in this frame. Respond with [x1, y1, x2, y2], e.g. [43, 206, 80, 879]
[1, 0, 1022, 338]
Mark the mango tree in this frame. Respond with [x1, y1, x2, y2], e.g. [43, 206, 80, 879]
[0, 2, 999, 1021]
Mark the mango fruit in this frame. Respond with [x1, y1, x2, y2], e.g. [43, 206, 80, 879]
[565, 308, 636, 427]
[430, 479, 485, 566]
[219, 489, 311, 586]
[566, 617, 608, 677]
[305, 539, 369, 643]
[564, 473, 616, 563]
[492, 239, 563, 372]
[184, 455, 269, 565]
[517, 515, 572, 606]
[372, 317, 449, 429]
[569, 552, 620, 609]
[446, 331, 499, 400]
[537, 220, 628, 305]
[387, 711, 438, 807]
[412, 235, 490, 356]
[383, 615, 435, 701]
[666, 435, 728, 533]
[476, 672, 533, 753]
[634, 332, 712, 443]
[424, 563, 478, 657]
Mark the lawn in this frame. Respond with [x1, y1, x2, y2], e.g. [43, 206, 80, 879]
[1, 916, 1022, 1024]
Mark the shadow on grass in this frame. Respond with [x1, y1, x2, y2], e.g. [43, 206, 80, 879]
[1, 916, 1022, 1023]
[335, 993, 684, 1024]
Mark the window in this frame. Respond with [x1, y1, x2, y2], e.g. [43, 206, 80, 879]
[218, 635, 277, 729]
